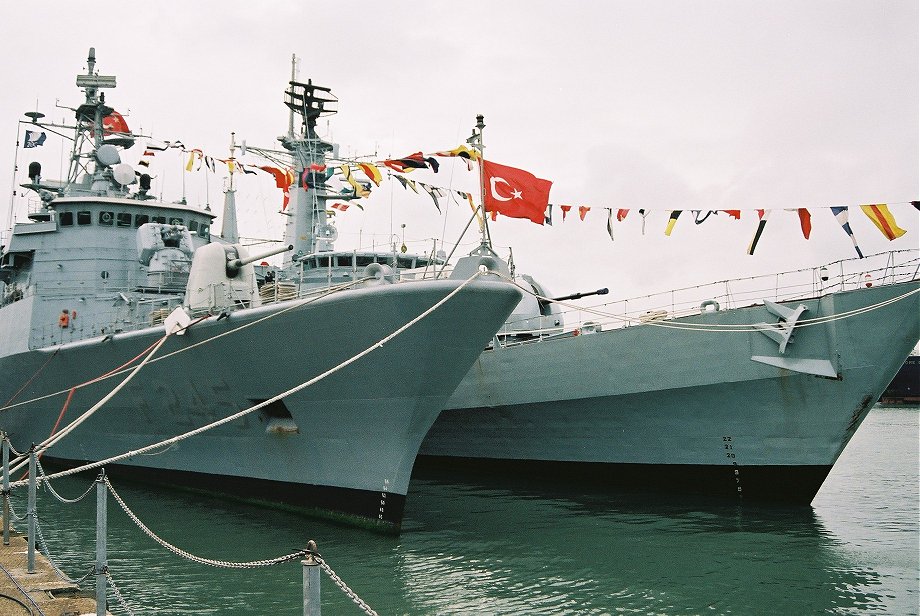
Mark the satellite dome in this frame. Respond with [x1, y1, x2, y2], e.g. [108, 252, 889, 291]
[113, 163, 135, 186]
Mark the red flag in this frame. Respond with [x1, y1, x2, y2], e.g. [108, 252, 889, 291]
[103, 110, 129, 135]
[797, 208, 812, 239]
[481, 160, 552, 225]
[560, 205, 572, 221]
[616, 208, 629, 221]
[578, 206, 591, 221]
[723, 210, 741, 219]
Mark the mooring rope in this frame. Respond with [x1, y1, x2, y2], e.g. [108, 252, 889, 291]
[8, 334, 171, 477]
[10, 270, 485, 488]
[0, 276, 373, 414]
[502, 274, 920, 334]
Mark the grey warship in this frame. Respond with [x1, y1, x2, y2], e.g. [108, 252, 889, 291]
[417, 247, 919, 503]
[241, 108, 920, 505]
[0, 49, 521, 530]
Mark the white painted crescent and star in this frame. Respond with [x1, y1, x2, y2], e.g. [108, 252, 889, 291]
[490, 177, 523, 201]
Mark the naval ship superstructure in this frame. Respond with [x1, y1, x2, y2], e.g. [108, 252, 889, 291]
[0, 49, 521, 530]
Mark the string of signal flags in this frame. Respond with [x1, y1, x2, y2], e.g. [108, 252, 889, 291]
[148, 137, 917, 258]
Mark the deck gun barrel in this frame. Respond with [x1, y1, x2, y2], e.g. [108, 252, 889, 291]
[551, 288, 609, 302]
[227, 244, 293, 275]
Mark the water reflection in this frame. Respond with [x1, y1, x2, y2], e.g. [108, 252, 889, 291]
[18, 408, 917, 615]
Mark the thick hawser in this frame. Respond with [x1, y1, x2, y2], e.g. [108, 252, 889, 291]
[0, 49, 520, 530]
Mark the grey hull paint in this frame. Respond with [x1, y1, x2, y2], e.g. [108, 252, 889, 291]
[420, 281, 920, 503]
[0, 279, 521, 528]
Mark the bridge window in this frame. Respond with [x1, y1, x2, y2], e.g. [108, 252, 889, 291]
[99, 211, 114, 226]
[59, 212, 74, 226]
[116, 212, 132, 227]
[152, 216, 166, 224]
[77, 211, 92, 225]
[134, 214, 150, 228]
[169, 217, 183, 226]
[199, 224, 210, 240]
[188, 220, 199, 233]
[337, 255, 353, 267]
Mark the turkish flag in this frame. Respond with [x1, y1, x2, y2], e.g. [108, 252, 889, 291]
[481, 159, 552, 225]
[103, 110, 130, 135]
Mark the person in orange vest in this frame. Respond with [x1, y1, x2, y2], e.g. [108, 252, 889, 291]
[58, 309, 70, 328]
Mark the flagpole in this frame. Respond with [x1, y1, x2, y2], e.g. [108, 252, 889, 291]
[470, 114, 495, 254]
[5, 122, 22, 235]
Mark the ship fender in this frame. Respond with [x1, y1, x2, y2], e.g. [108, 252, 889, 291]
[700, 299, 720, 312]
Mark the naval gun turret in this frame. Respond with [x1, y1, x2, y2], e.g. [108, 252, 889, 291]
[185, 243, 293, 313]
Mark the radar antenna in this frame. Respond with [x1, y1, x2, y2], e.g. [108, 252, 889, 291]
[284, 79, 337, 138]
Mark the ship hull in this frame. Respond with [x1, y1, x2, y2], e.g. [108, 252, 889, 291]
[418, 281, 920, 504]
[0, 279, 520, 530]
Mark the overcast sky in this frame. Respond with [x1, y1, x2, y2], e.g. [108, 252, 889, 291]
[1, 1, 917, 299]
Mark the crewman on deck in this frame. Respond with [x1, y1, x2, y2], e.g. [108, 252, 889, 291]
[58, 309, 70, 328]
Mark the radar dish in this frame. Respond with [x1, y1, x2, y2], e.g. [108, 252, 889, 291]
[95, 144, 121, 167]
[113, 163, 136, 186]
[316, 224, 338, 242]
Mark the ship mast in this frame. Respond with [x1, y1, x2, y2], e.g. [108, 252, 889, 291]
[469, 114, 496, 256]
[278, 60, 339, 268]
[221, 132, 239, 243]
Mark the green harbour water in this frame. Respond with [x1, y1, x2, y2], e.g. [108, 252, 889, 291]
[19, 407, 919, 615]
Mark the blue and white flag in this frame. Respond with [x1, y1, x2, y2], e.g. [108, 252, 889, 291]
[23, 130, 46, 148]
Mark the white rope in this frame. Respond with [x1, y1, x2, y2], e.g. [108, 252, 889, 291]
[8, 334, 170, 477]
[11, 270, 484, 487]
[505, 276, 920, 334]
[0, 276, 372, 414]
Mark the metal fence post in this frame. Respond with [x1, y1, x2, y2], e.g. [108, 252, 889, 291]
[2, 434, 9, 546]
[96, 470, 107, 616]
[27, 446, 36, 574]
[303, 539, 320, 616]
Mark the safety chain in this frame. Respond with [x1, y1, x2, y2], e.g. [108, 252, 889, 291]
[36, 458, 96, 504]
[5, 439, 26, 459]
[104, 568, 139, 616]
[72, 564, 95, 585]
[316, 555, 379, 616]
[106, 478, 307, 568]
[7, 498, 26, 523]
[34, 517, 74, 582]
